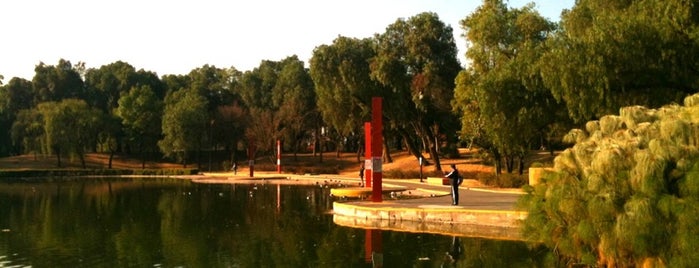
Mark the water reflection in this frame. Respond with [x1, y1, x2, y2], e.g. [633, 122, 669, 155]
[0, 178, 550, 267]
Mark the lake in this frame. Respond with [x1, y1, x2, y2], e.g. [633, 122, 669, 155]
[0, 178, 549, 267]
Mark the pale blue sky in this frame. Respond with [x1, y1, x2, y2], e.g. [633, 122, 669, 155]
[0, 0, 574, 82]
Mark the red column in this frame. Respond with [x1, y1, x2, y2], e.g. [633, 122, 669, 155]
[371, 97, 383, 202]
[364, 122, 372, 188]
[248, 138, 255, 177]
[277, 139, 281, 173]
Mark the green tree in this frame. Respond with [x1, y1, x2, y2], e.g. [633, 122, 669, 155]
[116, 85, 163, 168]
[0, 77, 34, 156]
[10, 108, 43, 158]
[274, 56, 317, 159]
[35, 99, 101, 168]
[456, 0, 562, 174]
[186, 65, 237, 170]
[310, 36, 383, 161]
[520, 93, 699, 266]
[32, 59, 86, 103]
[158, 89, 208, 167]
[372, 12, 461, 171]
[238, 60, 284, 160]
[540, 0, 699, 123]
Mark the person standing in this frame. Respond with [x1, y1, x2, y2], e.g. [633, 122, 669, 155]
[359, 162, 365, 186]
[444, 164, 462, 205]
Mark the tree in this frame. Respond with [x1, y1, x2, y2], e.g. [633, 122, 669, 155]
[274, 56, 316, 159]
[159, 89, 208, 167]
[0, 77, 34, 156]
[310, 36, 383, 161]
[540, 0, 699, 123]
[238, 60, 284, 160]
[10, 108, 43, 158]
[521, 93, 699, 266]
[185, 65, 238, 170]
[32, 59, 86, 103]
[455, 1, 562, 174]
[372, 12, 462, 171]
[116, 85, 163, 168]
[35, 99, 101, 168]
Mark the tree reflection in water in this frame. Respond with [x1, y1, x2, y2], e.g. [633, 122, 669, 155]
[0, 178, 549, 267]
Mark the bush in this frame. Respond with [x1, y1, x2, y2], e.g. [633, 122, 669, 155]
[520, 93, 699, 266]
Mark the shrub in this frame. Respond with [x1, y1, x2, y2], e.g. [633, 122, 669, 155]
[520, 93, 699, 266]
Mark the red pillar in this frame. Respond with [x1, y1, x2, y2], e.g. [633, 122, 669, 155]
[277, 139, 281, 173]
[364, 122, 372, 188]
[371, 97, 383, 202]
[248, 138, 255, 177]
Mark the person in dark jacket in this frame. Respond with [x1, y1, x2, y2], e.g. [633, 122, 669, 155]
[444, 164, 462, 205]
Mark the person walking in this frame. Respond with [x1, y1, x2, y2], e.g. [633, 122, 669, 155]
[444, 164, 463, 205]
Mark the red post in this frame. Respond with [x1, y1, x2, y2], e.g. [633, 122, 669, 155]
[364, 122, 372, 188]
[371, 97, 383, 202]
[248, 138, 255, 177]
[277, 139, 281, 173]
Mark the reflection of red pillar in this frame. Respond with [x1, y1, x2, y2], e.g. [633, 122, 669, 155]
[364, 122, 372, 188]
[276, 183, 281, 213]
[371, 97, 383, 202]
[364, 229, 383, 266]
[277, 140, 281, 174]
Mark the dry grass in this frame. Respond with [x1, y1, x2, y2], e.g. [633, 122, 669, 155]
[0, 149, 555, 180]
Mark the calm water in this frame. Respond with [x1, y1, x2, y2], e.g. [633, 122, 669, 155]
[0, 178, 548, 267]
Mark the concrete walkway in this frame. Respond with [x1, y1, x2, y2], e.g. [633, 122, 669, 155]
[195, 172, 528, 240]
[329, 177, 527, 240]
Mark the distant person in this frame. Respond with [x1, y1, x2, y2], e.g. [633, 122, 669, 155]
[444, 164, 463, 205]
[359, 162, 365, 186]
[232, 162, 238, 175]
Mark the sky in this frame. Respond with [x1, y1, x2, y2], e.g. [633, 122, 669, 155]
[0, 0, 575, 83]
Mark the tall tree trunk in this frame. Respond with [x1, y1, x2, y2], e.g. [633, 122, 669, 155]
[141, 149, 146, 169]
[182, 151, 188, 168]
[397, 128, 429, 165]
[493, 150, 502, 175]
[78, 153, 86, 169]
[424, 125, 442, 172]
[54, 146, 62, 168]
[518, 155, 525, 175]
[108, 149, 114, 169]
[138, 142, 146, 169]
[383, 137, 393, 163]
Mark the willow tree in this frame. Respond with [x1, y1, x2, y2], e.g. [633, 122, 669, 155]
[540, 0, 699, 123]
[35, 99, 101, 168]
[310, 36, 383, 161]
[456, 0, 562, 174]
[372, 12, 461, 171]
[520, 93, 699, 267]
